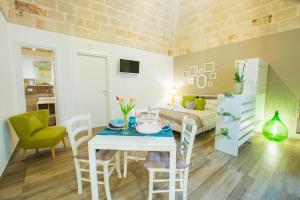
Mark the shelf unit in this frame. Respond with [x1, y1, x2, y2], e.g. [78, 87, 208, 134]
[215, 94, 256, 156]
[235, 58, 268, 131]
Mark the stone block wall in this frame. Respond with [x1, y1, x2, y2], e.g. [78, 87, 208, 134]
[175, 0, 300, 55]
[1, 0, 300, 56]
[0, 0, 14, 20]
[8, 0, 177, 55]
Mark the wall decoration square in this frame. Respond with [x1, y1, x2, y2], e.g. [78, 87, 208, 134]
[187, 77, 195, 85]
[204, 62, 215, 72]
[189, 65, 198, 77]
[210, 73, 217, 79]
[183, 70, 189, 78]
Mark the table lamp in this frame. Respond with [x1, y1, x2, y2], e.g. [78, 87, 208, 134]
[170, 88, 177, 105]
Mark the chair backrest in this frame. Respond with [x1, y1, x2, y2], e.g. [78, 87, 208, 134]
[132, 108, 159, 119]
[180, 116, 197, 165]
[9, 109, 49, 144]
[65, 114, 92, 157]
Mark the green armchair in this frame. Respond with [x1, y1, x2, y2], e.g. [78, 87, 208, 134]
[9, 109, 67, 159]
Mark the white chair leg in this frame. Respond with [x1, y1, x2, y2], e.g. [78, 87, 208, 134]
[183, 169, 189, 200]
[123, 151, 128, 178]
[148, 170, 154, 200]
[103, 163, 112, 200]
[115, 151, 122, 179]
[74, 159, 83, 194]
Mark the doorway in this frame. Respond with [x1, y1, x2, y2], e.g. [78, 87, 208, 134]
[76, 52, 109, 128]
[21, 47, 58, 126]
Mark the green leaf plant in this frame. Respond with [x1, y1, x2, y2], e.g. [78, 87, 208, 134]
[234, 62, 246, 83]
[224, 92, 233, 98]
[217, 128, 231, 139]
[217, 108, 241, 121]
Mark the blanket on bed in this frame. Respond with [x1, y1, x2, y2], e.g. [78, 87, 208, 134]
[159, 108, 203, 128]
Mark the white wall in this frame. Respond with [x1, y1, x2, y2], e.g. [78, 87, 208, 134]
[0, 23, 173, 175]
[8, 23, 173, 124]
[21, 49, 53, 79]
[0, 13, 19, 176]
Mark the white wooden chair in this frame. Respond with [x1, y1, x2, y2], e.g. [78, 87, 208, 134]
[144, 116, 197, 200]
[65, 114, 122, 200]
[123, 108, 159, 178]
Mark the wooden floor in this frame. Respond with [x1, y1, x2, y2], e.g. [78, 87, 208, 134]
[1, 129, 300, 200]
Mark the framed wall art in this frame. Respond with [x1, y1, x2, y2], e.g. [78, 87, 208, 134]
[204, 62, 215, 73]
[209, 73, 217, 79]
[189, 65, 198, 77]
[196, 74, 207, 89]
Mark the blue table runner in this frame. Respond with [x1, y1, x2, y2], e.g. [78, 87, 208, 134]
[97, 127, 173, 137]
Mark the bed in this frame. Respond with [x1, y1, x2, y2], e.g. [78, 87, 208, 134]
[159, 95, 217, 135]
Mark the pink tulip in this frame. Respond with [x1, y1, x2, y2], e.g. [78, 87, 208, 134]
[116, 96, 120, 101]
[135, 110, 140, 117]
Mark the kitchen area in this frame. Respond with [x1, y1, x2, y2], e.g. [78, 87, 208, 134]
[22, 47, 57, 126]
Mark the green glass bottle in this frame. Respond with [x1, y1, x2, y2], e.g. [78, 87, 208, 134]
[263, 111, 288, 142]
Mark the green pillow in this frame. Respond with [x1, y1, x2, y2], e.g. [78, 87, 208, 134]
[29, 116, 44, 134]
[194, 98, 205, 110]
[182, 96, 196, 108]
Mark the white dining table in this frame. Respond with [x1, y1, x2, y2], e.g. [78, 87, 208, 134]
[88, 135, 177, 200]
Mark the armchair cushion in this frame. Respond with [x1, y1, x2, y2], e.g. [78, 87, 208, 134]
[30, 126, 66, 148]
[9, 110, 49, 142]
[29, 116, 44, 134]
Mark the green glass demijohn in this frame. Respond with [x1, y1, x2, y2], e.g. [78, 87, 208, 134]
[262, 111, 288, 142]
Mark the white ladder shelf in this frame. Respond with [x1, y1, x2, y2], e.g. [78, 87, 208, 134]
[214, 94, 256, 156]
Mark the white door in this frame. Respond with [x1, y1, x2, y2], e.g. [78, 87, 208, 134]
[76, 53, 108, 128]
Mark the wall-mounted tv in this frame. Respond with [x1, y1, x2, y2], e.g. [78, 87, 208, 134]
[120, 59, 139, 74]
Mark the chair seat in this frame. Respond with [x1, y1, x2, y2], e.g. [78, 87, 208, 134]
[144, 149, 189, 169]
[30, 126, 66, 148]
[76, 147, 116, 161]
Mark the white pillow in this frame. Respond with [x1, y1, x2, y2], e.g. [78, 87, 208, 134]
[205, 99, 217, 110]
[185, 101, 196, 110]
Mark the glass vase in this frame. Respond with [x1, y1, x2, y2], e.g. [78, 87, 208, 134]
[123, 114, 128, 133]
[234, 82, 243, 94]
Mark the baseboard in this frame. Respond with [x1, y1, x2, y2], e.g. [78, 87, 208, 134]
[0, 141, 19, 178]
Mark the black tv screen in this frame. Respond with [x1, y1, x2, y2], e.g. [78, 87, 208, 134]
[120, 59, 139, 74]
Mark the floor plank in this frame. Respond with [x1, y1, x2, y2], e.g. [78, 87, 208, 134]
[0, 130, 300, 200]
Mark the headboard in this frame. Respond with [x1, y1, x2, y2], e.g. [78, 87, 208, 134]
[182, 94, 217, 99]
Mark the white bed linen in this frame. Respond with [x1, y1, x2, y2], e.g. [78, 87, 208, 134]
[165, 108, 216, 134]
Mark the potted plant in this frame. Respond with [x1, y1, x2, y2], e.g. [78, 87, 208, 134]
[213, 128, 231, 139]
[217, 109, 241, 121]
[234, 62, 246, 94]
[217, 128, 231, 139]
[116, 96, 135, 131]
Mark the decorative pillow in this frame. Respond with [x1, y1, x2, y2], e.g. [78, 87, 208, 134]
[181, 96, 196, 108]
[185, 101, 196, 110]
[194, 98, 205, 110]
[29, 116, 44, 134]
[205, 99, 218, 110]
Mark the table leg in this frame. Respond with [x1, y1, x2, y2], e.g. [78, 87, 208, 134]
[89, 146, 99, 200]
[169, 148, 176, 200]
